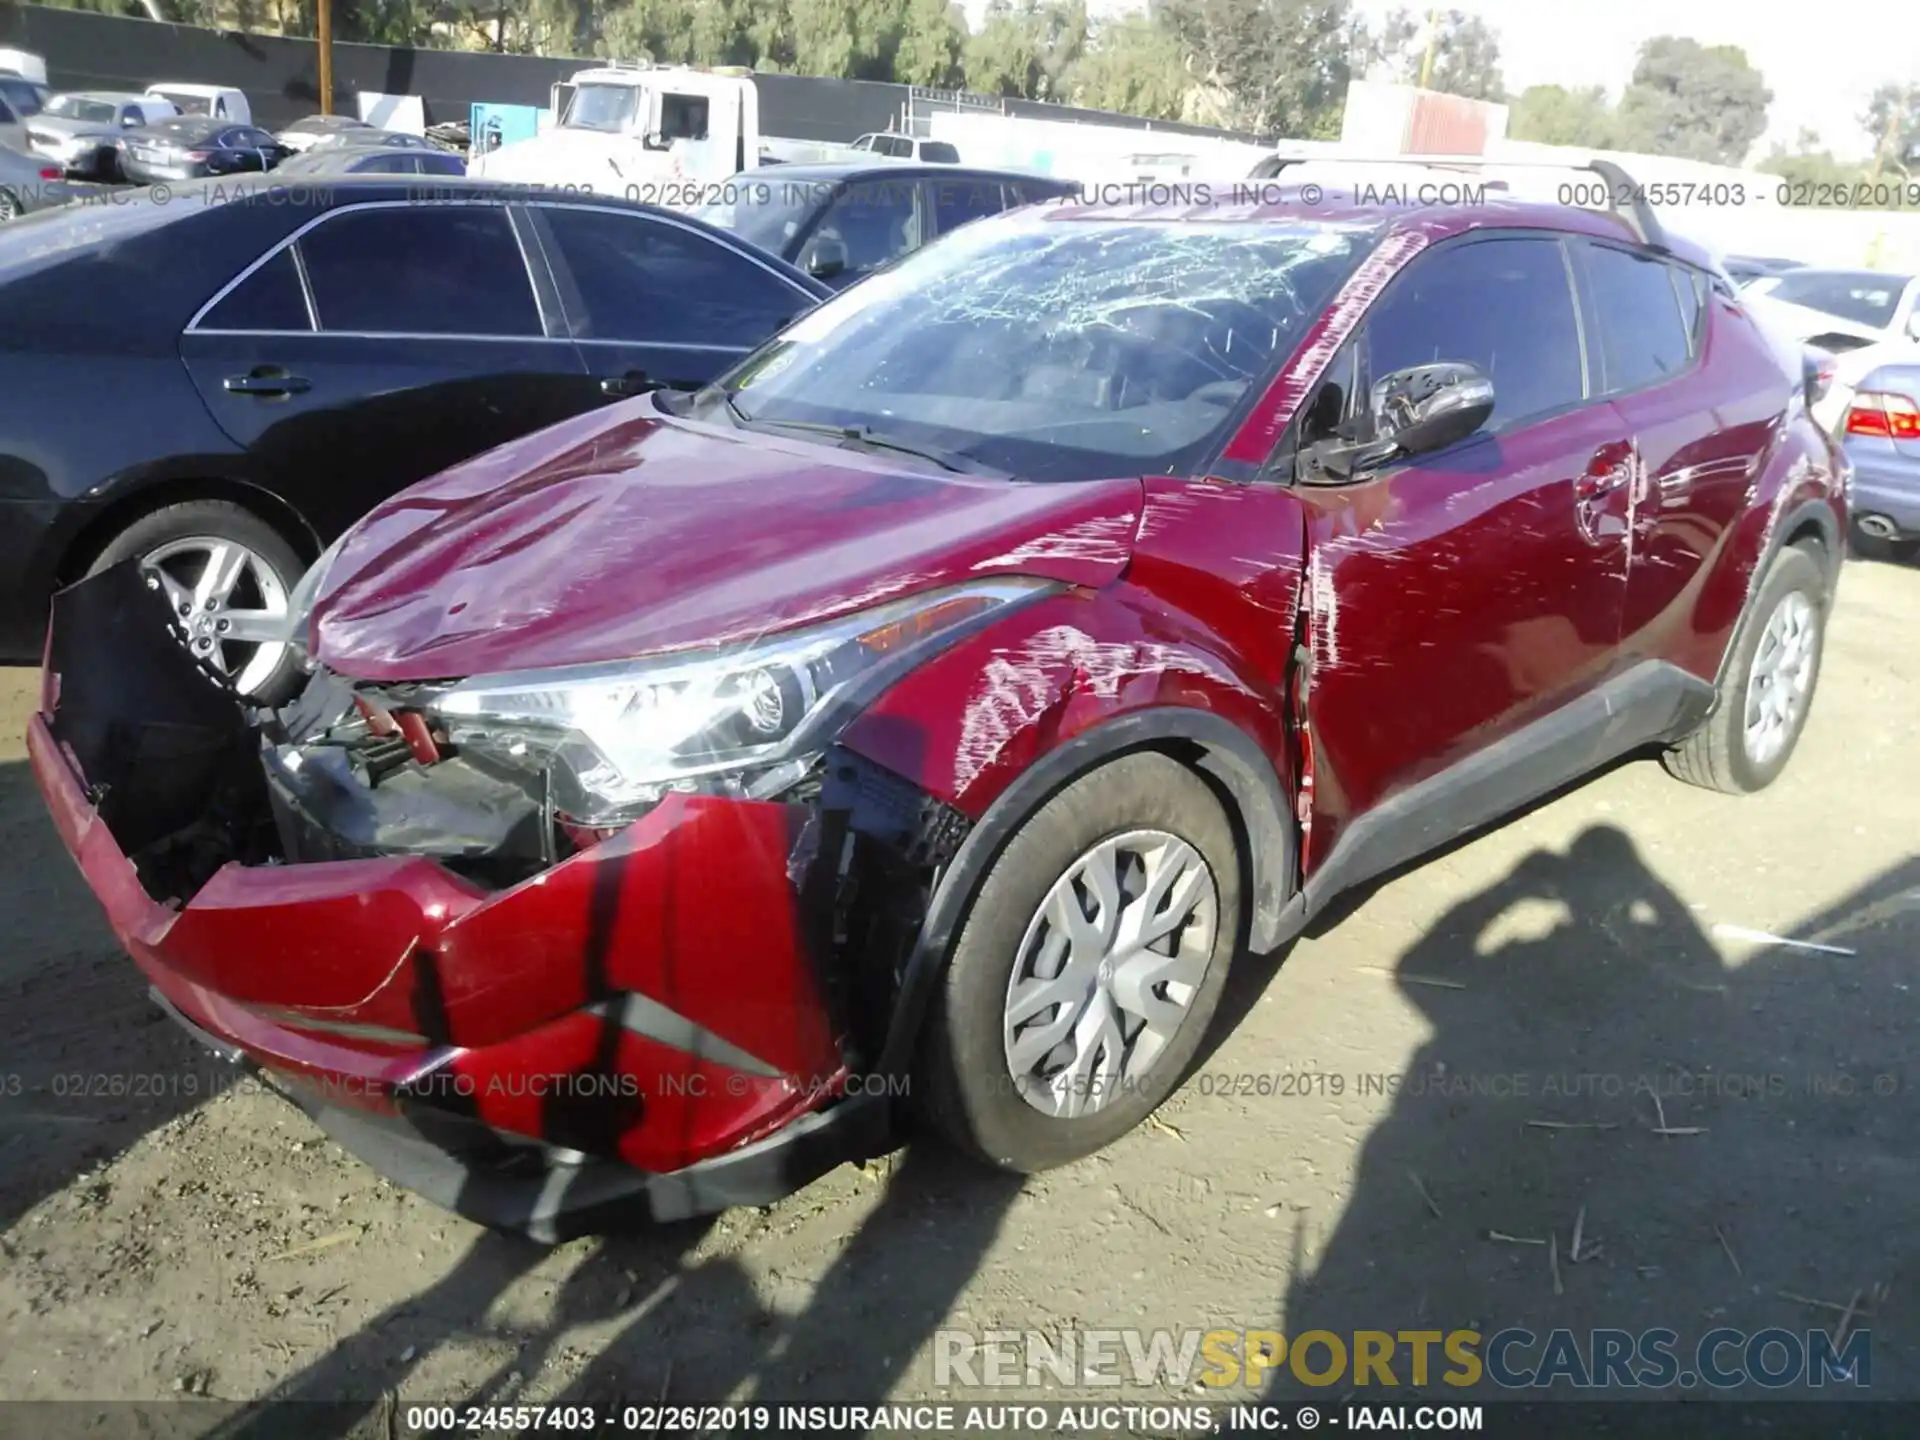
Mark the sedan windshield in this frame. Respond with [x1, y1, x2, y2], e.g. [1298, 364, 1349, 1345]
[711, 214, 1376, 482]
[1761, 270, 1912, 330]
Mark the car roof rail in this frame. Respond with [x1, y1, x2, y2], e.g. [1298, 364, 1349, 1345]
[1247, 153, 1670, 253]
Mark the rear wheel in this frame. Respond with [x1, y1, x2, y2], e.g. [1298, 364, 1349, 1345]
[919, 751, 1242, 1172]
[0, 188, 22, 223]
[84, 500, 306, 704]
[1663, 543, 1827, 794]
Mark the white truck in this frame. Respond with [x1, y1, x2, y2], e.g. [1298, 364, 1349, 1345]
[467, 63, 854, 202]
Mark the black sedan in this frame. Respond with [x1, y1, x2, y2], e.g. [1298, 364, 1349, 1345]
[695, 161, 1079, 288]
[0, 177, 827, 697]
[116, 116, 289, 183]
[276, 142, 465, 177]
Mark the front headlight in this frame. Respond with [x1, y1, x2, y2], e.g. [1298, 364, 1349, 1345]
[427, 579, 1051, 826]
[283, 533, 349, 670]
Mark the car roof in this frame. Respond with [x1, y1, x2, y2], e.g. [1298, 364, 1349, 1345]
[61, 90, 150, 104]
[1771, 266, 1915, 286]
[738, 161, 1071, 186]
[148, 82, 230, 95]
[1032, 186, 1718, 271]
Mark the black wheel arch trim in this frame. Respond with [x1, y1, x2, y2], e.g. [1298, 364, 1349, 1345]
[1711, 495, 1840, 697]
[872, 706, 1298, 1080]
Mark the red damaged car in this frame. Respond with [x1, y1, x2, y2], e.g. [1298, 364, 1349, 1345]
[32, 173, 1847, 1239]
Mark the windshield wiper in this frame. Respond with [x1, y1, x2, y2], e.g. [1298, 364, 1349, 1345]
[722, 406, 999, 476]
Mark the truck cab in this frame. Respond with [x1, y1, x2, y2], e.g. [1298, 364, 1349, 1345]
[470, 63, 768, 196]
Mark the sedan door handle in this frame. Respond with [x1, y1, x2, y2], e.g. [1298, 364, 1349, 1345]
[223, 371, 311, 398]
[1575, 443, 1637, 499]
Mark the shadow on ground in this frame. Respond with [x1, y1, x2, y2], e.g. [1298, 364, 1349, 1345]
[1246, 826, 1920, 1410]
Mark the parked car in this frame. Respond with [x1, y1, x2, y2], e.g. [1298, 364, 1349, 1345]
[143, 82, 251, 125]
[1743, 266, 1920, 353]
[30, 176, 1846, 1239]
[1811, 342, 1920, 560]
[0, 70, 51, 151]
[1721, 253, 1804, 287]
[115, 116, 290, 183]
[0, 176, 827, 697]
[28, 91, 178, 179]
[275, 113, 375, 153]
[0, 141, 80, 221]
[850, 131, 961, 163]
[276, 143, 466, 178]
[696, 161, 1078, 287]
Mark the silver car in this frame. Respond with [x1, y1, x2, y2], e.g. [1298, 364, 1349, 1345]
[0, 141, 82, 222]
[28, 91, 177, 180]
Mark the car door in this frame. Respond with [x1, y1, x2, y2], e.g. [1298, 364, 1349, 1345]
[1290, 232, 1639, 873]
[1572, 238, 1752, 668]
[525, 202, 821, 401]
[178, 200, 590, 541]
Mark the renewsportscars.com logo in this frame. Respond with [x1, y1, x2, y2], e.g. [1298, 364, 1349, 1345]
[933, 1326, 1871, 1390]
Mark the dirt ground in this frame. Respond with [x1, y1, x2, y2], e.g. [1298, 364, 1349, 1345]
[2, 556, 1918, 1424]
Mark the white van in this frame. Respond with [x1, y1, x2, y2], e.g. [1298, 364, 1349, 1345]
[143, 83, 251, 125]
[0, 49, 48, 86]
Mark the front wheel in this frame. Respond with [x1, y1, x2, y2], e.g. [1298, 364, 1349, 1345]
[1663, 544, 1827, 794]
[919, 751, 1243, 1172]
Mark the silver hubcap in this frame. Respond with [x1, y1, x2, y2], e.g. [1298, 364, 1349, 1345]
[1743, 589, 1818, 768]
[1002, 828, 1219, 1119]
[0, 191, 19, 221]
[141, 536, 291, 698]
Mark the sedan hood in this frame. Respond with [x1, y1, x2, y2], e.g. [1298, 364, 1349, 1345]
[315, 402, 1144, 683]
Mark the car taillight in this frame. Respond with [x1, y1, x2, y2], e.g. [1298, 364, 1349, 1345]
[1845, 391, 1920, 439]
[185, 149, 211, 161]
[37, 166, 59, 181]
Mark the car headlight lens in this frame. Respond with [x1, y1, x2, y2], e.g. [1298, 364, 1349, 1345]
[283, 533, 349, 671]
[426, 579, 1052, 826]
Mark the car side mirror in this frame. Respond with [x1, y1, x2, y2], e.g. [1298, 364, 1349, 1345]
[1304, 362, 1495, 481]
[122, 114, 141, 128]
[642, 130, 668, 151]
[803, 235, 849, 280]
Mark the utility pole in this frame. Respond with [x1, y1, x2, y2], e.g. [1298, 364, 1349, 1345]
[1418, 6, 1440, 90]
[316, 0, 333, 116]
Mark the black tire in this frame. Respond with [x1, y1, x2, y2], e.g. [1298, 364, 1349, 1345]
[84, 499, 308, 704]
[0, 188, 21, 223]
[1662, 543, 1827, 794]
[918, 751, 1243, 1171]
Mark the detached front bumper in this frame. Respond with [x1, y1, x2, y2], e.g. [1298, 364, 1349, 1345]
[29, 568, 908, 1238]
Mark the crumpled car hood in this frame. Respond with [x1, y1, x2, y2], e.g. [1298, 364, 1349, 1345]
[315, 401, 1144, 683]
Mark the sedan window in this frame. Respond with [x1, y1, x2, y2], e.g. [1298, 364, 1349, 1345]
[299, 205, 543, 338]
[540, 207, 807, 347]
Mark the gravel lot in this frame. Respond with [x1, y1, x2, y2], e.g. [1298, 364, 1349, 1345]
[2, 555, 1917, 1422]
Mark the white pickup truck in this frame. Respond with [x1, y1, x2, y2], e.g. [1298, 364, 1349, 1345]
[467, 63, 854, 204]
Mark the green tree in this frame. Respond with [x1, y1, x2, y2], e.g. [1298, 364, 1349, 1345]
[965, 0, 1085, 100]
[1862, 82, 1920, 175]
[1612, 35, 1770, 165]
[1758, 127, 1869, 190]
[895, 0, 966, 87]
[1507, 83, 1615, 148]
[1066, 14, 1188, 121]
[1366, 7, 1503, 101]
[1160, 0, 1356, 136]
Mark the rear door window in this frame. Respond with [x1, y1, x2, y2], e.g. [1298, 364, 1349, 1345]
[299, 204, 542, 336]
[1582, 241, 1694, 393]
[1364, 235, 1587, 428]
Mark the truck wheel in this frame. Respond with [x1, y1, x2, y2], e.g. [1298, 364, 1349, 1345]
[1663, 544, 1827, 795]
[919, 751, 1242, 1172]
[85, 500, 307, 705]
